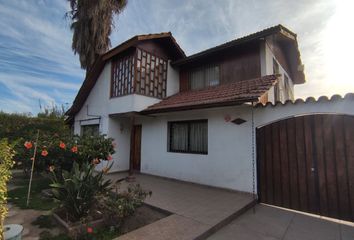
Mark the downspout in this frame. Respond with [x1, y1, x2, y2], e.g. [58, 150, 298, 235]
[128, 116, 135, 177]
[251, 101, 257, 213]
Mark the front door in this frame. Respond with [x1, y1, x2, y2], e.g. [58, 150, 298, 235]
[130, 125, 142, 171]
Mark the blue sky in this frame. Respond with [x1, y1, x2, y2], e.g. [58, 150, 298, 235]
[0, 0, 353, 114]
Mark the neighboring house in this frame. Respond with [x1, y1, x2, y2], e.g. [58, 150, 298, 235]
[66, 25, 306, 192]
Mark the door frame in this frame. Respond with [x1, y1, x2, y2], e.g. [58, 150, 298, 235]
[130, 124, 142, 172]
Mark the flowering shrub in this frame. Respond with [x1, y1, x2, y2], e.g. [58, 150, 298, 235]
[22, 134, 116, 174]
[0, 139, 15, 239]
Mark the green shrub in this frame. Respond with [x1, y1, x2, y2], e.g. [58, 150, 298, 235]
[50, 162, 113, 222]
[0, 112, 71, 172]
[100, 184, 151, 225]
[0, 139, 15, 239]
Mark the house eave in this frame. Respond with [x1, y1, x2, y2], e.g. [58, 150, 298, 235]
[141, 98, 258, 115]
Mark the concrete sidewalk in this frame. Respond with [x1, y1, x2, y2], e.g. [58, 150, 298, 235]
[106, 173, 254, 240]
[207, 204, 354, 240]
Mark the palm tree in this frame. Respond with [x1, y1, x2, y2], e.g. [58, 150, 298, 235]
[67, 0, 127, 71]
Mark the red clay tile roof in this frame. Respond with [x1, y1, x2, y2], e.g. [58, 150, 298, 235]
[142, 75, 279, 114]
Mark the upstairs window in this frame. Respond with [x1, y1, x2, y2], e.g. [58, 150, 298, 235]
[273, 59, 280, 74]
[273, 59, 281, 102]
[284, 74, 294, 100]
[189, 65, 220, 90]
[111, 54, 135, 97]
[168, 120, 208, 154]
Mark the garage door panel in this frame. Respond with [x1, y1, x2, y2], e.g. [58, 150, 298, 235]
[286, 118, 300, 211]
[344, 116, 354, 220]
[279, 120, 290, 209]
[295, 116, 309, 212]
[303, 116, 318, 214]
[257, 114, 354, 222]
[323, 115, 340, 219]
[257, 127, 267, 205]
[333, 116, 351, 220]
[272, 123, 282, 206]
[265, 124, 274, 204]
[313, 115, 330, 217]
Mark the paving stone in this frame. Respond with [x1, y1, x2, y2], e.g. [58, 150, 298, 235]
[22, 228, 30, 236]
[115, 214, 210, 240]
[283, 214, 341, 240]
[341, 224, 354, 240]
[107, 173, 254, 240]
[207, 205, 354, 240]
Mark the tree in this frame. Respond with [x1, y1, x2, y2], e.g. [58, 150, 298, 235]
[67, 0, 127, 71]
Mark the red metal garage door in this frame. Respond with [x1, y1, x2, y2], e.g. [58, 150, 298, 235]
[257, 114, 354, 222]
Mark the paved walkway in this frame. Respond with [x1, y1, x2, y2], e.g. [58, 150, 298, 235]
[106, 173, 254, 240]
[207, 204, 354, 240]
[5, 203, 62, 240]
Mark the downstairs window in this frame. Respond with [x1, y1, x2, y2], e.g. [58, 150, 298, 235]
[168, 120, 208, 154]
[81, 124, 99, 137]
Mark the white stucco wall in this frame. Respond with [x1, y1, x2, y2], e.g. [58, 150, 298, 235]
[74, 62, 112, 136]
[103, 117, 131, 171]
[260, 39, 295, 103]
[73, 59, 180, 172]
[132, 97, 354, 193]
[73, 61, 159, 172]
[136, 106, 255, 192]
[74, 60, 180, 132]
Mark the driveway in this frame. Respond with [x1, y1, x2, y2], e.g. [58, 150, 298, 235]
[207, 204, 354, 240]
[106, 173, 254, 240]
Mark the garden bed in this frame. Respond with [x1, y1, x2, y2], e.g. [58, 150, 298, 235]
[47, 204, 170, 239]
[120, 204, 170, 234]
[53, 209, 105, 237]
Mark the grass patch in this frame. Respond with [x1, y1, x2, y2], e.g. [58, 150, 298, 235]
[8, 177, 58, 210]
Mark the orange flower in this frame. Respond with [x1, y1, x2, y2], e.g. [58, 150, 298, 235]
[87, 227, 93, 234]
[49, 165, 55, 172]
[41, 150, 48, 157]
[92, 158, 100, 165]
[107, 155, 112, 161]
[71, 146, 78, 153]
[59, 141, 66, 149]
[24, 141, 33, 149]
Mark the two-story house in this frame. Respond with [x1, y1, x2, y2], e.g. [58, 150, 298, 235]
[66, 25, 305, 192]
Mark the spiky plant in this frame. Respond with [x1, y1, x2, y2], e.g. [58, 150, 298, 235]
[67, 0, 127, 71]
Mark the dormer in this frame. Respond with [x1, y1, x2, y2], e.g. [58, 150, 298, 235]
[172, 25, 305, 105]
[66, 33, 185, 118]
[107, 33, 185, 100]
